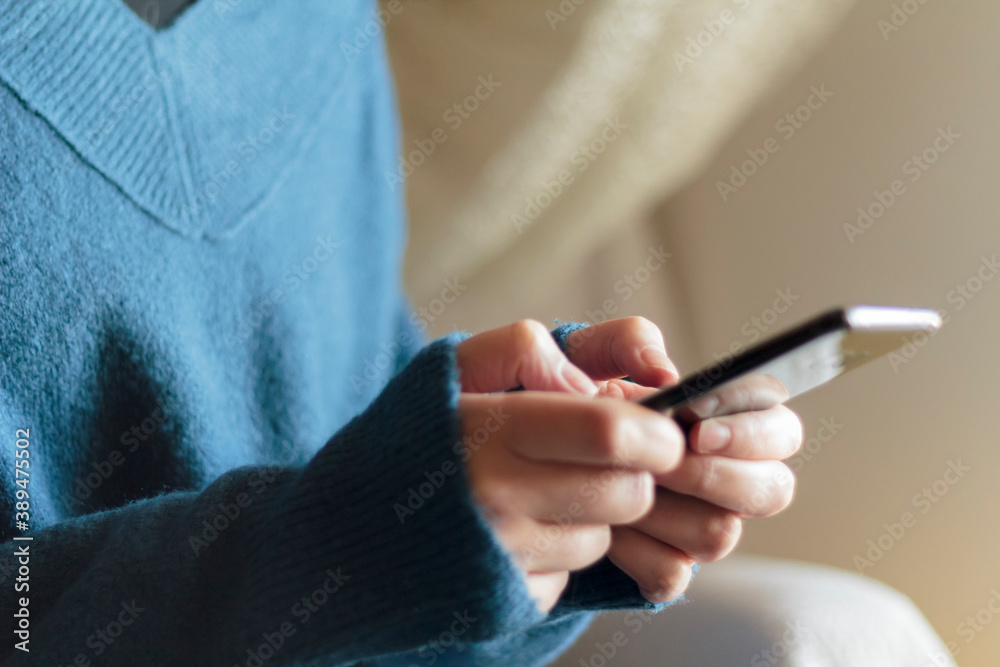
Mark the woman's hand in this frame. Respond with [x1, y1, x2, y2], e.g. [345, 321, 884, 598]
[561, 320, 803, 604]
[456, 317, 803, 611]
[456, 320, 685, 611]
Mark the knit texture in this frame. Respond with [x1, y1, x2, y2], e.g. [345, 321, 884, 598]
[0, 1, 682, 665]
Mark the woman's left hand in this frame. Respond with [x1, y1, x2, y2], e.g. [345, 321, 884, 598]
[562, 318, 804, 603]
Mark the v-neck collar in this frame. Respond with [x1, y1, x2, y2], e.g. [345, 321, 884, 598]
[0, 0, 366, 239]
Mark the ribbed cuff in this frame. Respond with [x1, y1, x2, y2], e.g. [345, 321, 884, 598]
[550, 320, 591, 357]
[553, 559, 699, 615]
[239, 333, 545, 662]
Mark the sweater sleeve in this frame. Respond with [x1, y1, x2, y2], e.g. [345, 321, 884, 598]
[0, 334, 581, 666]
[373, 321, 698, 667]
[354, 314, 597, 667]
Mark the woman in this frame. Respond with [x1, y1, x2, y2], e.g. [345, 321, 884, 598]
[0, 1, 801, 664]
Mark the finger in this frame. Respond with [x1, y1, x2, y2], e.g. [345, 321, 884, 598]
[654, 455, 796, 517]
[608, 526, 694, 604]
[462, 392, 684, 472]
[689, 405, 803, 459]
[596, 379, 659, 401]
[563, 317, 679, 387]
[630, 488, 742, 562]
[507, 520, 611, 573]
[526, 571, 569, 613]
[456, 319, 597, 395]
[470, 452, 656, 526]
[676, 373, 790, 421]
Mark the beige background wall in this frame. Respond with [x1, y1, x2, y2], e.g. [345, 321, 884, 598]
[655, 2, 1000, 666]
[390, 1, 1000, 664]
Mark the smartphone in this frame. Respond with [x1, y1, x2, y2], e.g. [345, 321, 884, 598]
[637, 305, 942, 422]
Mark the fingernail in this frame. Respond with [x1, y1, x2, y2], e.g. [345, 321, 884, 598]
[687, 394, 720, 419]
[640, 345, 679, 378]
[561, 361, 598, 396]
[698, 420, 730, 452]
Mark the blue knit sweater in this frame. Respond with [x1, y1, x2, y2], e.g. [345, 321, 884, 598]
[0, 1, 678, 665]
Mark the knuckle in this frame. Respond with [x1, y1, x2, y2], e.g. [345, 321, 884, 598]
[731, 381, 754, 412]
[509, 518, 545, 566]
[651, 559, 692, 602]
[699, 512, 742, 561]
[766, 374, 792, 402]
[785, 409, 805, 455]
[624, 315, 660, 340]
[692, 456, 719, 498]
[585, 403, 626, 461]
[589, 468, 654, 523]
[511, 319, 550, 354]
[656, 429, 685, 473]
[776, 466, 797, 511]
[732, 414, 764, 458]
[619, 472, 655, 522]
[612, 317, 664, 373]
[578, 526, 613, 565]
[472, 475, 518, 519]
[751, 464, 796, 517]
[530, 572, 569, 613]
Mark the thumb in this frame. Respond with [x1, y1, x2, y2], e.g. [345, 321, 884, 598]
[456, 320, 598, 395]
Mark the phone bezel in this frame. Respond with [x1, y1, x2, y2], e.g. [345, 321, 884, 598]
[636, 306, 939, 413]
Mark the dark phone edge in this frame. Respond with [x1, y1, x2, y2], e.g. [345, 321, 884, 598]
[637, 307, 850, 412]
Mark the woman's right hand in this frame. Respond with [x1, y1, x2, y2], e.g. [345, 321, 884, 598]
[456, 320, 686, 612]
